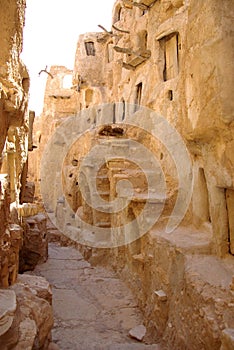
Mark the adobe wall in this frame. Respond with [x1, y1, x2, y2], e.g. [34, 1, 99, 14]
[107, 0, 234, 257]
[0, 0, 29, 288]
[28, 65, 79, 197]
[0, 1, 53, 347]
[106, 2, 233, 348]
[33, 0, 234, 349]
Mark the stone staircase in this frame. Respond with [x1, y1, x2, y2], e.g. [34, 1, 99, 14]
[77, 136, 166, 246]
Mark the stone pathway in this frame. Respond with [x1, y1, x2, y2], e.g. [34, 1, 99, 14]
[33, 243, 161, 350]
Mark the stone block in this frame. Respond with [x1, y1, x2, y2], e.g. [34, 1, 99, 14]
[20, 181, 35, 203]
[19, 214, 48, 272]
[0, 276, 53, 349]
[0, 289, 16, 337]
[17, 274, 52, 305]
[129, 325, 147, 341]
[154, 290, 167, 302]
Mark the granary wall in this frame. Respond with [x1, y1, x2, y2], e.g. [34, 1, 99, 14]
[68, 0, 234, 257]
[32, 1, 234, 349]
[0, 0, 29, 288]
[0, 1, 53, 346]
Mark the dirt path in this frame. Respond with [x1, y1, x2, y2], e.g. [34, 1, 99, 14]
[33, 243, 160, 350]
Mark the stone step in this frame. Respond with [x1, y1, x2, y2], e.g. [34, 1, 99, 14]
[96, 175, 109, 180]
[121, 169, 156, 177]
[106, 158, 133, 168]
[130, 193, 166, 203]
[99, 138, 130, 146]
[96, 175, 110, 187]
[112, 172, 162, 192]
[98, 191, 110, 198]
[95, 204, 113, 213]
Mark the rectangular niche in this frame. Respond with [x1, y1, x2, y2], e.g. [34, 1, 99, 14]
[160, 32, 181, 81]
[107, 42, 114, 63]
[134, 82, 143, 111]
[85, 41, 96, 56]
[85, 89, 93, 108]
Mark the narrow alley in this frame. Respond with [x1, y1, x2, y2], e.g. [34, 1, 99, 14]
[1, 1, 234, 349]
[33, 242, 161, 350]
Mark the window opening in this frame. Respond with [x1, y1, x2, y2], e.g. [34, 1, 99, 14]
[85, 41, 95, 56]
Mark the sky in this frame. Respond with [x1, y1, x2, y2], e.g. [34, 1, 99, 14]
[21, 0, 116, 115]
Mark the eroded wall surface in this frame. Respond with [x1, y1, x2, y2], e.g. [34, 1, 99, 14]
[28, 66, 79, 197]
[0, 0, 53, 347]
[0, 0, 29, 288]
[32, 0, 234, 349]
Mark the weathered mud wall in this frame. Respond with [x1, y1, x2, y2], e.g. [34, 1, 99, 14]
[28, 66, 79, 197]
[0, 1, 53, 347]
[31, 0, 234, 349]
[0, 0, 29, 288]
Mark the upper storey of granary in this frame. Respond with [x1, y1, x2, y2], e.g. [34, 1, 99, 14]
[73, 32, 114, 92]
[42, 65, 77, 118]
[64, 0, 234, 259]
